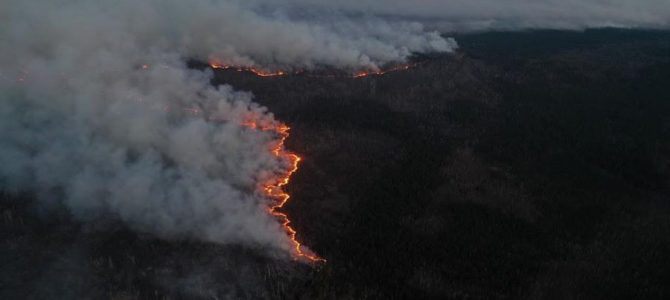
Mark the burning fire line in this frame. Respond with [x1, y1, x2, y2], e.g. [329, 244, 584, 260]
[241, 119, 326, 263]
[209, 61, 417, 79]
[209, 62, 287, 77]
[140, 65, 323, 262]
[144, 60, 402, 263]
[352, 63, 415, 78]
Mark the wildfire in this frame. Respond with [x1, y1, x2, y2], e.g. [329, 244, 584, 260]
[352, 63, 414, 78]
[209, 62, 287, 77]
[142, 99, 323, 262]
[199, 58, 416, 263]
[241, 118, 325, 263]
[209, 59, 416, 79]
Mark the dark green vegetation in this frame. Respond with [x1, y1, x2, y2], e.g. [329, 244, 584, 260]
[2, 29, 670, 299]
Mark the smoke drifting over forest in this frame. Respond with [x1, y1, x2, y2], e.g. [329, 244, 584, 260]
[2, 1, 669, 299]
[0, 0, 455, 255]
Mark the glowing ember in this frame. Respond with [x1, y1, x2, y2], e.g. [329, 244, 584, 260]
[241, 118, 325, 263]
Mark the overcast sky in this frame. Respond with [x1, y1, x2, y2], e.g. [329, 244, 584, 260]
[247, 0, 670, 31]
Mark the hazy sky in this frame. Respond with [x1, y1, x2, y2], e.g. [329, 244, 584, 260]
[247, 0, 670, 31]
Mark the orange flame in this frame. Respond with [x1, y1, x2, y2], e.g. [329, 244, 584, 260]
[209, 59, 415, 79]
[157, 100, 323, 262]
[209, 62, 287, 77]
[241, 118, 325, 263]
[352, 63, 414, 78]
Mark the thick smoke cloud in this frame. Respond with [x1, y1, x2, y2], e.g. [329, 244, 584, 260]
[0, 0, 453, 255]
[251, 0, 670, 31]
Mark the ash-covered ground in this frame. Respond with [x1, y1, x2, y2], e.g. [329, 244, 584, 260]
[2, 29, 670, 299]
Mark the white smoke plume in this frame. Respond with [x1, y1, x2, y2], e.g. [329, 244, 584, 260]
[0, 0, 453, 255]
